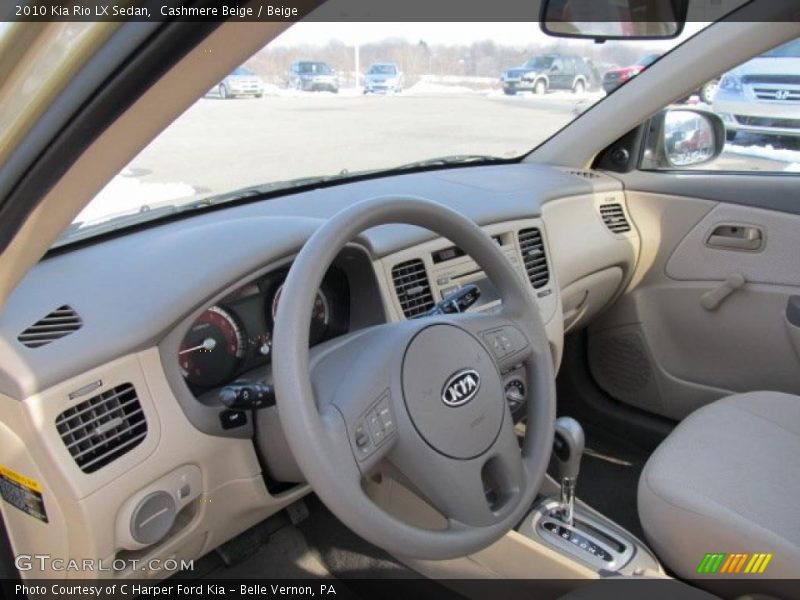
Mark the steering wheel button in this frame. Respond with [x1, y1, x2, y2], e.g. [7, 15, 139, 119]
[482, 330, 506, 358]
[378, 407, 393, 430]
[354, 425, 370, 449]
[368, 415, 385, 441]
[499, 334, 512, 351]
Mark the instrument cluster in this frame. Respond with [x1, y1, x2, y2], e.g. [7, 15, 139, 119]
[178, 266, 349, 392]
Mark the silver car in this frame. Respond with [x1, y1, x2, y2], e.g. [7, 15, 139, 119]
[363, 63, 403, 94]
[217, 66, 265, 99]
[713, 38, 800, 141]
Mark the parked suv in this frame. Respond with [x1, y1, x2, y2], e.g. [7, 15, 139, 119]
[287, 61, 339, 93]
[363, 63, 403, 94]
[713, 37, 800, 141]
[501, 54, 595, 95]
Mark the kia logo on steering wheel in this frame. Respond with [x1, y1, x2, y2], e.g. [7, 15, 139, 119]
[441, 369, 481, 407]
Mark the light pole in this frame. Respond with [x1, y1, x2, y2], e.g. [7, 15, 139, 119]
[354, 40, 360, 92]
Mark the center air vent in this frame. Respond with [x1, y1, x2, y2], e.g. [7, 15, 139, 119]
[391, 258, 434, 318]
[518, 228, 550, 289]
[18, 305, 82, 348]
[599, 203, 631, 234]
[56, 383, 147, 474]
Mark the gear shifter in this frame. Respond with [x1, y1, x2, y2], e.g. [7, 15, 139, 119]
[553, 417, 585, 526]
[529, 417, 633, 571]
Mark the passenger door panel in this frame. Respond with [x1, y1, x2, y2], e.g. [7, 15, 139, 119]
[589, 178, 800, 420]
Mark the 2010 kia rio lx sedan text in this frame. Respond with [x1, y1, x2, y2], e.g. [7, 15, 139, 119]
[0, 1, 798, 600]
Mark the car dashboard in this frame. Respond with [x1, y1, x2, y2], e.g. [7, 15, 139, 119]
[0, 163, 640, 579]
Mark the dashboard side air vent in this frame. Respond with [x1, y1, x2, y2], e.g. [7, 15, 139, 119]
[391, 258, 434, 318]
[56, 383, 147, 474]
[18, 305, 82, 348]
[518, 228, 550, 289]
[599, 203, 631, 234]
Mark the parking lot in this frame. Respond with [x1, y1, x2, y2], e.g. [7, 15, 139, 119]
[87, 88, 796, 221]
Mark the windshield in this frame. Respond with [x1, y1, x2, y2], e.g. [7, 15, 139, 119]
[522, 56, 554, 70]
[761, 38, 800, 58]
[369, 64, 397, 75]
[231, 67, 254, 76]
[57, 22, 705, 247]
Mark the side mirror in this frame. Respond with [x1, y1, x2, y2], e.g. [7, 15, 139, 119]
[540, 0, 685, 42]
[642, 108, 725, 169]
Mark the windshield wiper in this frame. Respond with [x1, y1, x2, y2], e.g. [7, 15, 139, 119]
[394, 154, 511, 171]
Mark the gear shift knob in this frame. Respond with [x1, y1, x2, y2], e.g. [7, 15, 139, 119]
[554, 417, 585, 479]
[553, 417, 585, 526]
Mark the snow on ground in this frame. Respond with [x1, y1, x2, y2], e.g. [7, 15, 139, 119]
[725, 142, 800, 171]
[405, 80, 485, 95]
[75, 172, 196, 224]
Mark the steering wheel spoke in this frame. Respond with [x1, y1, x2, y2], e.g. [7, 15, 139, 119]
[309, 325, 405, 474]
[450, 311, 537, 372]
[389, 412, 527, 528]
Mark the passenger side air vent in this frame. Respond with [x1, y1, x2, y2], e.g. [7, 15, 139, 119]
[56, 383, 147, 474]
[18, 305, 82, 348]
[391, 258, 435, 318]
[599, 203, 631, 234]
[518, 228, 550, 289]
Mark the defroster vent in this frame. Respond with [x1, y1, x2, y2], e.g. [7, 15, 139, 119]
[599, 203, 631, 234]
[518, 228, 550, 289]
[392, 258, 434, 318]
[56, 383, 147, 474]
[18, 305, 82, 348]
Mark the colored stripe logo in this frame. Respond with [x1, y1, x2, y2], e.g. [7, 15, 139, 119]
[697, 553, 773, 574]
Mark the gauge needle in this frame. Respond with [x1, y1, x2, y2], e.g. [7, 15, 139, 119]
[178, 337, 217, 355]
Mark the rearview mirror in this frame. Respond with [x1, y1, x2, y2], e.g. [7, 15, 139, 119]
[540, 0, 686, 41]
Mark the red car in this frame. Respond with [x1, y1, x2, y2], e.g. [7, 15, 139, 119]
[604, 53, 719, 103]
[602, 53, 661, 94]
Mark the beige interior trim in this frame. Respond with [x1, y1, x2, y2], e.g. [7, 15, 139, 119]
[0, 347, 309, 579]
[366, 473, 604, 597]
[0, 21, 290, 310]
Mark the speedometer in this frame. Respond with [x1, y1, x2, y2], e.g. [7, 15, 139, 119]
[178, 306, 245, 388]
[270, 283, 330, 345]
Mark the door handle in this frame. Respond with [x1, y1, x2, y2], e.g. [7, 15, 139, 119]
[706, 224, 763, 251]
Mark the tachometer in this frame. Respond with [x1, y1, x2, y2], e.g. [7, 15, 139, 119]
[270, 283, 330, 345]
[179, 306, 245, 388]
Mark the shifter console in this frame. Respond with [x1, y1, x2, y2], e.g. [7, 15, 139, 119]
[522, 417, 636, 572]
[532, 500, 635, 571]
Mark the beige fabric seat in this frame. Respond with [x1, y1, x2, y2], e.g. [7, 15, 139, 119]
[638, 392, 800, 583]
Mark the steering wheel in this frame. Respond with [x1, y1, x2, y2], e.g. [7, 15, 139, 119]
[272, 196, 555, 560]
